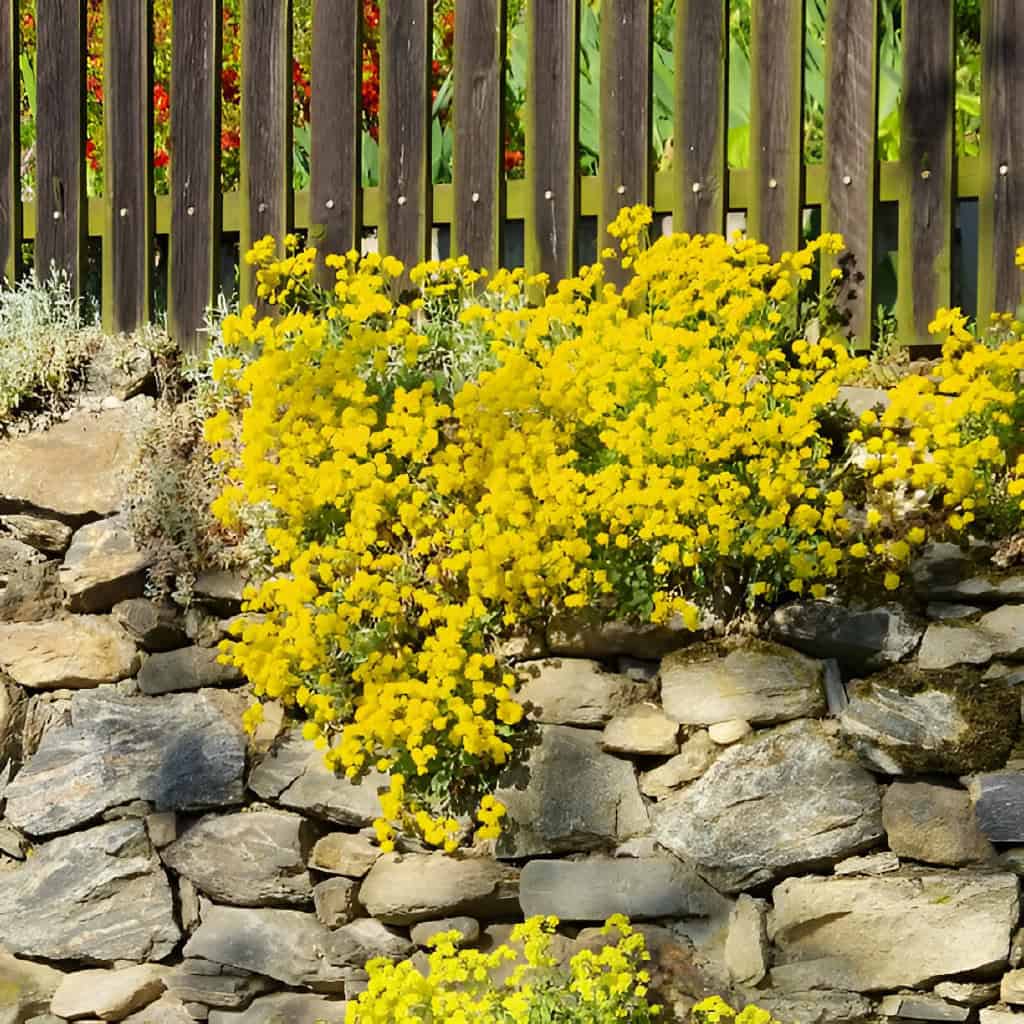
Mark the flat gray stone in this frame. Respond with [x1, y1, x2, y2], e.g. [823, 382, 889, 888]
[970, 773, 1024, 843]
[112, 599, 188, 652]
[833, 851, 900, 876]
[751, 991, 876, 1024]
[313, 877, 359, 928]
[208, 994, 349, 1024]
[660, 639, 825, 726]
[919, 606, 1024, 670]
[928, 574, 1024, 605]
[653, 720, 882, 892]
[883, 781, 993, 866]
[138, 646, 242, 696]
[5, 689, 245, 836]
[51, 965, 167, 1021]
[929, 602, 983, 621]
[0, 535, 59, 622]
[546, 609, 693, 659]
[495, 725, 649, 857]
[0, 819, 180, 962]
[601, 703, 679, 756]
[880, 994, 970, 1021]
[840, 666, 1018, 774]
[248, 731, 385, 827]
[770, 871, 1020, 992]
[0, 616, 140, 689]
[514, 659, 651, 727]
[360, 853, 519, 925]
[160, 811, 314, 907]
[59, 516, 151, 613]
[165, 965, 273, 1011]
[120, 994, 195, 1024]
[409, 917, 480, 948]
[770, 602, 922, 674]
[518, 857, 723, 922]
[308, 832, 381, 878]
[0, 512, 72, 555]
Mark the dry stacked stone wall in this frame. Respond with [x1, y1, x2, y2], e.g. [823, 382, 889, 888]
[2, 392, 1024, 1024]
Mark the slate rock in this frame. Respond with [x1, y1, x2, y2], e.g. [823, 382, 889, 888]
[653, 720, 883, 892]
[138, 646, 241, 696]
[0, 950, 65, 1024]
[919, 606, 1024, 670]
[514, 659, 652, 727]
[184, 906, 408, 988]
[192, 572, 246, 615]
[495, 724, 649, 858]
[313, 877, 360, 928]
[0, 616, 140, 689]
[0, 819, 180, 962]
[969, 773, 1024, 844]
[912, 543, 974, 595]
[518, 857, 723, 923]
[833, 851, 900, 876]
[5, 689, 245, 836]
[119, 994, 195, 1024]
[112, 600, 188, 652]
[0, 535, 60, 622]
[360, 853, 519, 925]
[410, 917, 481, 948]
[601, 703, 679, 756]
[0, 400, 152, 521]
[308, 832, 381, 878]
[59, 516, 151, 612]
[770, 601, 922, 674]
[164, 965, 273, 1011]
[546, 609, 694, 659]
[640, 730, 719, 798]
[750, 991, 876, 1024]
[770, 871, 1020, 991]
[160, 811, 314, 907]
[725, 895, 769, 986]
[882, 781, 993, 866]
[0, 513, 72, 555]
[51, 966, 167, 1022]
[879, 994, 970, 1021]
[207, 994, 349, 1024]
[927, 573, 1024, 606]
[840, 666, 1018, 774]
[660, 639, 825, 726]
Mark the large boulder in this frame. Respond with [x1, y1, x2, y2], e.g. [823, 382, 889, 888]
[249, 730, 385, 827]
[882, 780, 994, 866]
[770, 871, 1020, 991]
[769, 602, 922, 675]
[0, 950, 65, 1024]
[0, 400, 152, 521]
[138, 646, 242, 696]
[0, 535, 60, 622]
[59, 516, 151, 612]
[0, 819, 180, 962]
[5, 689, 246, 836]
[660, 640, 825, 727]
[518, 857, 724, 922]
[513, 659, 652, 727]
[919, 606, 1024, 670]
[0, 616, 140, 689]
[495, 724, 649, 857]
[359, 853, 519, 925]
[839, 666, 1018, 774]
[159, 811, 315, 907]
[653, 720, 883, 892]
[183, 906, 409, 988]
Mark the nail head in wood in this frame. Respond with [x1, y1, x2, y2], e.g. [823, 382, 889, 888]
[471, 192, 480, 203]
[186, 206, 195, 216]
[1000, 164, 1009, 176]
[544, 189, 553, 200]
[768, 178, 778, 189]
[325, 199, 335, 209]
[692, 181, 702, 193]
[119, 207, 128, 218]
[616, 184, 626, 195]
[920, 169, 931, 180]
[842, 174, 852, 186]
[397, 195, 407, 206]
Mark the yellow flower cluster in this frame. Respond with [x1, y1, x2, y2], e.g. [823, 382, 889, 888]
[691, 997, 782, 1024]
[345, 914, 660, 1024]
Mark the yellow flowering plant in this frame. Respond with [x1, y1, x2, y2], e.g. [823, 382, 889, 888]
[345, 914, 660, 1024]
[207, 210, 1024, 852]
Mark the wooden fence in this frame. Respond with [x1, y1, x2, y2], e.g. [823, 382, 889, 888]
[1, 1, 1023, 352]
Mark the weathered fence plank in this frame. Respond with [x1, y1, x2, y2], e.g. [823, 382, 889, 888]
[978, 0, 1024, 322]
[898, 0, 954, 347]
[0, 0, 18, 284]
[310, 0, 361, 280]
[600, 0, 650, 280]
[35, 0, 85, 292]
[674, 0, 727, 236]
[380, 0, 432, 282]
[749, 0, 803, 257]
[169, 0, 221, 354]
[525, 0, 577, 284]
[823, 0, 877, 344]
[103, 0, 153, 333]
[453, 0, 504, 271]
[240, 0, 292, 308]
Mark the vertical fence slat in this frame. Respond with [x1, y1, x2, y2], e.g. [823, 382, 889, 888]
[103, 0, 153, 333]
[169, 0, 221, 354]
[0, 0, 19, 284]
[749, 0, 803, 256]
[525, 0, 577, 284]
[674, 0, 727, 236]
[898, 0, 953, 348]
[380, 0, 432, 280]
[453, 0, 504, 272]
[310, 0, 360, 278]
[823, 0, 877, 344]
[240, 0, 292, 307]
[35, 0, 85, 292]
[978, 0, 1024, 322]
[600, 0, 650, 280]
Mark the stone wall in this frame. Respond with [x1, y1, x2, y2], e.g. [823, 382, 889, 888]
[2, 397, 1024, 1024]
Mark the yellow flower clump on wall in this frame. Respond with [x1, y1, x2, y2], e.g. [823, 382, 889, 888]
[206, 212, 1024, 852]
